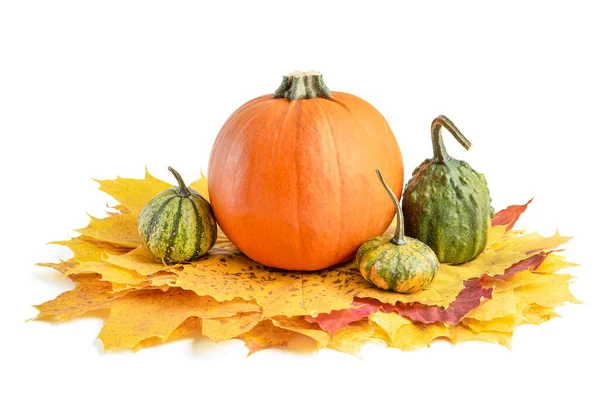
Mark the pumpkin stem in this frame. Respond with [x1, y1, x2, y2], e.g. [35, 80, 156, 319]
[375, 169, 406, 246]
[168, 166, 191, 197]
[431, 115, 472, 164]
[273, 71, 332, 101]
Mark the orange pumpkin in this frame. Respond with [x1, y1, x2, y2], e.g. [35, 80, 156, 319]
[208, 71, 404, 271]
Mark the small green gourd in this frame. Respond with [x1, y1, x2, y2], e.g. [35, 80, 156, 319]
[402, 116, 494, 264]
[138, 167, 217, 264]
[356, 169, 439, 293]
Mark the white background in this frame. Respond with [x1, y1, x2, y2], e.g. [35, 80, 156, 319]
[1, 1, 599, 399]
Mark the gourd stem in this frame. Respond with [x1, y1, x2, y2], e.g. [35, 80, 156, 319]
[431, 115, 472, 164]
[375, 169, 406, 246]
[168, 166, 191, 197]
[274, 71, 332, 101]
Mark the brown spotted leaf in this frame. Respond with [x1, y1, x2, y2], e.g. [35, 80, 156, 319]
[174, 256, 358, 317]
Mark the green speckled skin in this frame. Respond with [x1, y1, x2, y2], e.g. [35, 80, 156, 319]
[138, 188, 217, 264]
[356, 234, 439, 293]
[402, 158, 494, 264]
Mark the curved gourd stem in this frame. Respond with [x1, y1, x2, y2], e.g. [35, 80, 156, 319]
[168, 166, 191, 197]
[274, 71, 332, 101]
[375, 169, 406, 246]
[431, 115, 472, 164]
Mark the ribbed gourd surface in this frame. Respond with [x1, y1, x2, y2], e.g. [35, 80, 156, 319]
[357, 234, 439, 293]
[138, 189, 217, 264]
[402, 158, 494, 264]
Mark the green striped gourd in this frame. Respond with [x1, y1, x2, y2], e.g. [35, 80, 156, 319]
[138, 167, 217, 264]
[356, 169, 439, 293]
[402, 116, 494, 264]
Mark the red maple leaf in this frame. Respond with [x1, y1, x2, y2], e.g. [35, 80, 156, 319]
[492, 199, 533, 232]
[474, 251, 551, 284]
[306, 304, 380, 334]
[351, 284, 493, 325]
[307, 251, 550, 332]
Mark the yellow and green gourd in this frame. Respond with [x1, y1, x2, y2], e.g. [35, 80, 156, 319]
[138, 167, 217, 264]
[356, 169, 439, 293]
[402, 115, 494, 264]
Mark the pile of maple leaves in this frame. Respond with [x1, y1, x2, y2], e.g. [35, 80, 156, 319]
[34, 171, 579, 355]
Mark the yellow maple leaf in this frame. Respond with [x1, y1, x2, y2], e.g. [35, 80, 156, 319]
[77, 213, 141, 248]
[368, 311, 515, 349]
[448, 324, 513, 348]
[466, 290, 521, 321]
[238, 320, 312, 354]
[202, 312, 261, 342]
[37, 261, 75, 275]
[96, 169, 209, 217]
[134, 317, 203, 351]
[369, 312, 448, 350]
[462, 255, 577, 332]
[189, 173, 210, 200]
[105, 245, 175, 276]
[329, 320, 376, 356]
[95, 169, 171, 215]
[535, 253, 578, 274]
[521, 304, 560, 324]
[98, 288, 260, 350]
[174, 255, 358, 317]
[51, 236, 130, 263]
[34, 276, 128, 321]
[514, 275, 580, 308]
[33, 171, 580, 356]
[65, 261, 148, 286]
[462, 315, 522, 333]
[271, 316, 331, 349]
[419, 227, 571, 307]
